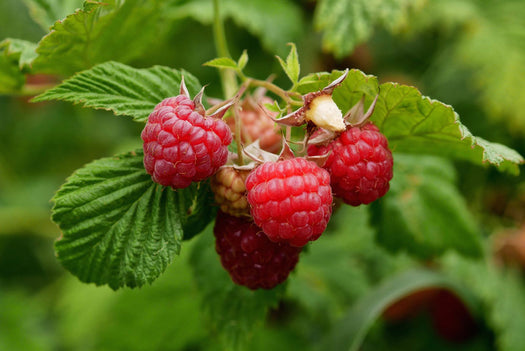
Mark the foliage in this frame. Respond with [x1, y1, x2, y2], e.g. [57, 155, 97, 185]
[2, 0, 525, 350]
[314, 0, 425, 57]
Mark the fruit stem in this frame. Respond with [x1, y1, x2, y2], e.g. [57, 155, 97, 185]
[244, 78, 303, 107]
[232, 105, 245, 165]
[213, 0, 238, 99]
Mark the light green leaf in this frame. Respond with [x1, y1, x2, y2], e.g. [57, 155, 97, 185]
[33, 61, 201, 122]
[0, 38, 38, 94]
[0, 38, 37, 70]
[276, 42, 300, 86]
[326, 268, 462, 351]
[0, 290, 54, 351]
[203, 57, 239, 70]
[314, 0, 425, 57]
[55, 240, 207, 350]
[237, 50, 248, 71]
[167, 0, 303, 53]
[372, 154, 483, 259]
[22, 0, 83, 30]
[297, 70, 524, 174]
[32, 0, 163, 75]
[53, 149, 205, 290]
[190, 227, 284, 351]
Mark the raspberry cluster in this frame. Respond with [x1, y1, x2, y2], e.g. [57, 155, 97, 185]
[141, 75, 393, 290]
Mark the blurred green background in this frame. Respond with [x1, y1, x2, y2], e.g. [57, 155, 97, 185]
[1, 0, 525, 350]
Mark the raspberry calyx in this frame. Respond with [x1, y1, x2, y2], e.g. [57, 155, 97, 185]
[272, 69, 349, 132]
[307, 95, 393, 206]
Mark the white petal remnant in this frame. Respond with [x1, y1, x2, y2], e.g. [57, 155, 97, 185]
[305, 94, 345, 131]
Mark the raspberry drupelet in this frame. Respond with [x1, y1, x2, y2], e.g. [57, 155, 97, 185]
[141, 94, 232, 189]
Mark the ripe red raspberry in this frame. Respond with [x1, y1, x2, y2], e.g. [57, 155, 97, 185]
[308, 122, 393, 206]
[226, 96, 282, 152]
[141, 95, 232, 188]
[210, 166, 250, 217]
[214, 211, 301, 290]
[245, 158, 333, 247]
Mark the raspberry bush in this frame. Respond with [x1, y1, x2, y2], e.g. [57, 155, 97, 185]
[2, 0, 525, 350]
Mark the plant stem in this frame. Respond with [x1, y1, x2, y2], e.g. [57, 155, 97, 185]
[247, 79, 303, 106]
[233, 105, 244, 165]
[213, 0, 237, 98]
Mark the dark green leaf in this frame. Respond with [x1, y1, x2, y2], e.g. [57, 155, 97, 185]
[181, 180, 217, 241]
[53, 149, 202, 289]
[372, 154, 483, 259]
[33, 61, 201, 122]
[326, 268, 462, 351]
[32, 0, 163, 75]
[288, 206, 389, 321]
[297, 70, 524, 174]
[314, 0, 423, 57]
[190, 227, 284, 350]
[441, 253, 525, 351]
[167, 0, 303, 54]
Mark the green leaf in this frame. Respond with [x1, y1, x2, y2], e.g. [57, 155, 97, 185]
[237, 50, 248, 71]
[52, 149, 204, 290]
[326, 268, 462, 351]
[167, 0, 303, 54]
[203, 57, 239, 70]
[0, 290, 55, 351]
[22, 0, 83, 31]
[0, 38, 37, 70]
[55, 240, 207, 350]
[372, 154, 483, 259]
[32, 0, 163, 75]
[181, 180, 217, 241]
[441, 253, 525, 351]
[413, 0, 525, 130]
[33, 61, 201, 122]
[297, 70, 524, 174]
[314, 0, 424, 57]
[276, 42, 300, 87]
[0, 38, 38, 94]
[190, 227, 284, 350]
[287, 206, 399, 322]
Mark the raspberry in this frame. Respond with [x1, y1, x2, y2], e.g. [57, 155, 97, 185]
[210, 166, 250, 217]
[245, 157, 333, 247]
[214, 211, 301, 290]
[141, 95, 232, 188]
[226, 97, 282, 152]
[308, 122, 393, 206]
